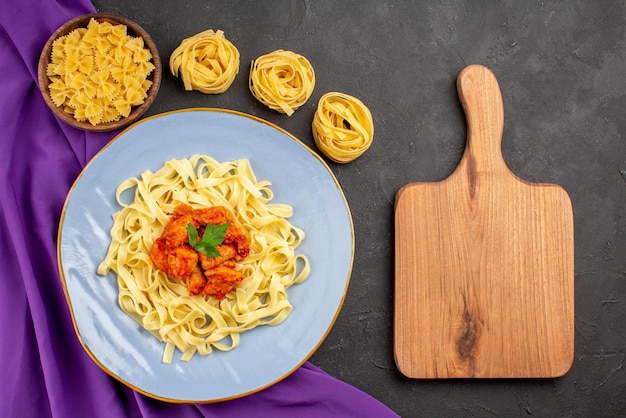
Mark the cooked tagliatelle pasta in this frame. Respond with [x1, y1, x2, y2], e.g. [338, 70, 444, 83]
[97, 155, 310, 363]
[46, 18, 155, 125]
[312, 92, 374, 163]
[249, 49, 315, 116]
[169, 29, 240, 94]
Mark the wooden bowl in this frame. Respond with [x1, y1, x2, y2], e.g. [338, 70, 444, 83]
[38, 13, 162, 132]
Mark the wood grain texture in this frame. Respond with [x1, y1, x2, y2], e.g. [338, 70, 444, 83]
[394, 65, 574, 379]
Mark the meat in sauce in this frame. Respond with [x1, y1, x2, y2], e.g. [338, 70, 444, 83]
[149, 204, 250, 300]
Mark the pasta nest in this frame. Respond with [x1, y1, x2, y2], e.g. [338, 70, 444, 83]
[169, 29, 240, 94]
[249, 50, 315, 116]
[312, 92, 374, 163]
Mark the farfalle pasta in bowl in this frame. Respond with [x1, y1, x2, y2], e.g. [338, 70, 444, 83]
[38, 13, 162, 132]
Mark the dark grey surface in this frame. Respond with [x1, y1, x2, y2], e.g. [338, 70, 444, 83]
[92, 1, 626, 416]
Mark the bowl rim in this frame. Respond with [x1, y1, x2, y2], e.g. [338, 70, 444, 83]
[37, 12, 162, 132]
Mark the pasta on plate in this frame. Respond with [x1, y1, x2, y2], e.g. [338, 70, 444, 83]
[97, 155, 310, 363]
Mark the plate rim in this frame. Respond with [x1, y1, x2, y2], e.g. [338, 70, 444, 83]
[56, 107, 355, 403]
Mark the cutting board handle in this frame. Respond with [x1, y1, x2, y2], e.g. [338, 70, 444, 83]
[456, 65, 507, 176]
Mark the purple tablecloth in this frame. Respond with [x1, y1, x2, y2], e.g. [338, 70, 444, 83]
[0, 1, 398, 416]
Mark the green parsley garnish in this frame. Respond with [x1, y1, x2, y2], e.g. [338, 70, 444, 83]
[186, 222, 230, 258]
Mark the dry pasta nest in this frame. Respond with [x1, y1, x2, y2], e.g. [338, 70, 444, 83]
[38, 13, 161, 132]
[169, 29, 240, 94]
[312, 92, 374, 163]
[249, 49, 315, 116]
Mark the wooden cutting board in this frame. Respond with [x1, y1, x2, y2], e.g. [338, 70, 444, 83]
[394, 65, 574, 379]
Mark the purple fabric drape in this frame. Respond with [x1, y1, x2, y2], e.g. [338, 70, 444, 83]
[0, 1, 398, 416]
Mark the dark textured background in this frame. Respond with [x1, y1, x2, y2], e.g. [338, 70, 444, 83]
[92, 1, 626, 416]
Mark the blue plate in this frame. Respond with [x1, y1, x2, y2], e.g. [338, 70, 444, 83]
[58, 108, 354, 402]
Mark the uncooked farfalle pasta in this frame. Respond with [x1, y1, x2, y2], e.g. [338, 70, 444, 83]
[312, 92, 374, 163]
[169, 29, 240, 94]
[46, 18, 155, 125]
[97, 155, 310, 363]
[249, 49, 315, 116]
